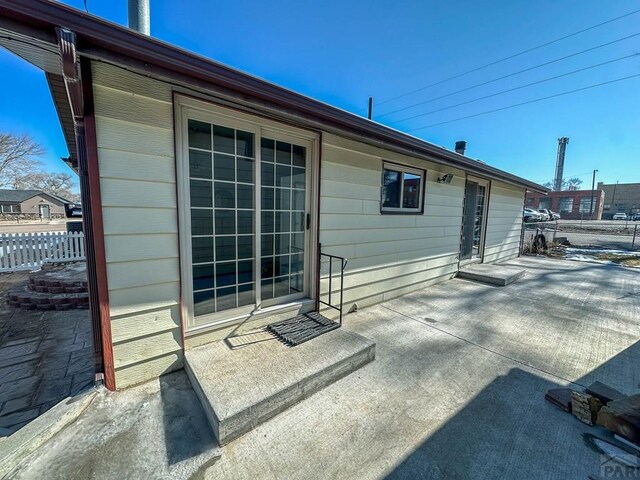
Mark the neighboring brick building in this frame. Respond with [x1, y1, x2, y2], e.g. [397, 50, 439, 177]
[597, 182, 640, 219]
[525, 189, 604, 220]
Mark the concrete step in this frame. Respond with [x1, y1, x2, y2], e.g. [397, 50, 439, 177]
[457, 263, 525, 286]
[185, 325, 375, 445]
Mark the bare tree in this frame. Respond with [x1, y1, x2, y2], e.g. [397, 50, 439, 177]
[0, 133, 45, 188]
[16, 171, 76, 199]
[542, 177, 584, 191]
[564, 177, 583, 190]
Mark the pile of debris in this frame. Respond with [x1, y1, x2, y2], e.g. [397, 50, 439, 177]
[546, 381, 640, 454]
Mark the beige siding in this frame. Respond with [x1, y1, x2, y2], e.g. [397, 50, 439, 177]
[20, 194, 66, 216]
[92, 61, 182, 388]
[90, 62, 529, 386]
[319, 134, 465, 314]
[483, 181, 525, 264]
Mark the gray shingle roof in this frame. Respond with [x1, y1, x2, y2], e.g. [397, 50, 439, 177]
[0, 189, 43, 203]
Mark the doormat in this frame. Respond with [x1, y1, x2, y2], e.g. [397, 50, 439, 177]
[267, 312, 339, 346]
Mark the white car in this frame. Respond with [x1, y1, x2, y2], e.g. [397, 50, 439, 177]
[538, 208, 560, 220]
[613, 213, 628, 220]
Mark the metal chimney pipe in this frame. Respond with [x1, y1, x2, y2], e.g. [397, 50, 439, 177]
[454, 140, 466, 155]
[128, 0, 150, 35]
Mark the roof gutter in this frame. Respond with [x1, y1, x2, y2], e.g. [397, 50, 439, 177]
[0, 0, 548, 194]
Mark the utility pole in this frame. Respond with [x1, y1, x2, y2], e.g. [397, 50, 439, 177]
[554, 137, 569, 191]
[367, 97, 373, 120]
[589, 169, 598, 220]
[611, 180, 618, 219]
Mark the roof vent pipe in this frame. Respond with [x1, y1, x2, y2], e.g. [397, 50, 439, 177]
[455, 140, 466, 155]
[128, 0, 150, 35]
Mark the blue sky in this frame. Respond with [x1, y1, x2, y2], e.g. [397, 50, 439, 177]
[1, 0, 639, 193]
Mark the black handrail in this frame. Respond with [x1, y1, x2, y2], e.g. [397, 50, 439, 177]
[318, 251, 348, 325]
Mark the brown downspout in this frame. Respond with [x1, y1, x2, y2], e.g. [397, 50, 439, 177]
[56, 28, 116, 390]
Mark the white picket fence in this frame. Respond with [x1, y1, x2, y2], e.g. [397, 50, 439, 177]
[0, 232, 86, 273]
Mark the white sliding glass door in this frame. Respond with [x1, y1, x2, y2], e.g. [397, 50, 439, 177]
[177, 101, 315, 331]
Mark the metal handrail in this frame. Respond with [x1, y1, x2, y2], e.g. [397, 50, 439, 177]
[318, 251, 348, 325]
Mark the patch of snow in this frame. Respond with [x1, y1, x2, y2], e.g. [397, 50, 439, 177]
[566, 247, 640, 256]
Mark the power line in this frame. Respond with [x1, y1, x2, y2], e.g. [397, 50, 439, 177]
[372, 7, 640, 109]
[406, 72, 640, 132]
[533, 171, 594, 184]
[378, 31, 640, 118]
[393, 53, 639, 123]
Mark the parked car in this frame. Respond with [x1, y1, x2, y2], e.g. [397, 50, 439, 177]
[523, 207, 542, 223]
[612, 212, 628, 220]
[65, 203, 82, 218]
[536, 210, 550, 221]
[538, 208, 560, 220]
[632, 213, 640, 221]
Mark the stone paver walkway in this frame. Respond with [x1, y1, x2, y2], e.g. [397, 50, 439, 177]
[0, 272, 93, 436]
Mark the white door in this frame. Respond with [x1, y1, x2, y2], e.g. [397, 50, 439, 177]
[460, 178, 489, 262]
[39, 204, 51, 219]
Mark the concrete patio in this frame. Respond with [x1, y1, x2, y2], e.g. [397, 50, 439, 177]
[5, 257, 639, 479]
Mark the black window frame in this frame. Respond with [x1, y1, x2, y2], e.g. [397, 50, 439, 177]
[380, 161, 426, 215]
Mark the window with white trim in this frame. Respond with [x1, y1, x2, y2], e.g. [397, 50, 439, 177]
[0, 204, 20, 213]
[381, 162, 425, 213]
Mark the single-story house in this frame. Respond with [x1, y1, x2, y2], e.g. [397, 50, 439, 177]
[0, 1, 546, 391]
[0, 188, 69, 219]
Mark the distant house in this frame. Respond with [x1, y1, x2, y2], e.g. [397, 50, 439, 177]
[0, 1, 547, 392]
[0, 189, 72, 220]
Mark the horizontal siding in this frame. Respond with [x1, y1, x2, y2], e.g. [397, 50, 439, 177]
[484, 181, 524, 264]
[92, 61, 172, 102]
[93, 84, 174, 129]
[104, 234, 179, 263]
[92, 61, 182, 389]
[115, 352, 183, 389]
[111, 305, 182, 344]
[109, 282, 180, 317]
[100, 178, 177, 208]
[106, 258, 180, 290]
[102, 207, 178, 235]
[98, 148, 176, 184]
[113, 329, 182, 370]
[95, 116, 174, 157]
[319, 136, 464, 313]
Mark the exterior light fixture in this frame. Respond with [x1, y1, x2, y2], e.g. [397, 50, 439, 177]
[437, 173, 453, 184]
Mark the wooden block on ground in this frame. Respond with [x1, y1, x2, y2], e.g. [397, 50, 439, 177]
[545, 388, 573, 412]
[596, 394, 640, 444]
[586, 381, 626, 405]
[572, 391, 602, 426]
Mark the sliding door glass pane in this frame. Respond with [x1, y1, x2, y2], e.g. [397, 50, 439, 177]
[188, 119, 255, 315]
[260, 136, 306, 301]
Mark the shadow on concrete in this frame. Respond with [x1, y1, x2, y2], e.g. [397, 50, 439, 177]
[377, 259, 640, 479]
[384, 337, 640, 480]
[385, 368, 599, 479]
[159, 373, 218, 465]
